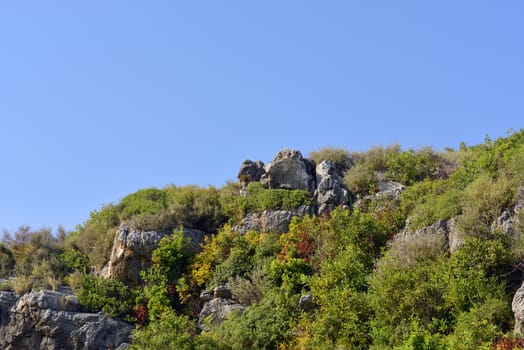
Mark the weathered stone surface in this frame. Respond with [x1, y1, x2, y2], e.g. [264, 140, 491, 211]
[238, 160, 266, 190]
[513, 281, 524, 335]
[213, 285, 232, 299]
[402, 217, 462, 252]
[298, 293, 314, 312]
[197, 296, 243, 331]
[376, 180, 404, 198]
[0, 290, 132, 350]
[314, 160, 350, 215]
[492, 200, 523, 237]
[262, 149, 316, 193]
[233, 206, 315, 235]
[107, 224, 206, 285]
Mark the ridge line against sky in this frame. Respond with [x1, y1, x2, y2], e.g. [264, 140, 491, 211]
[0, 1, 522, 232]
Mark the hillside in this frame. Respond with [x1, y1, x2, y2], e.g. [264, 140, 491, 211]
[1, 129, 524, 349]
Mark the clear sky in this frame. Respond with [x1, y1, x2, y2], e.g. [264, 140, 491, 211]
[0, 1, 522, 233]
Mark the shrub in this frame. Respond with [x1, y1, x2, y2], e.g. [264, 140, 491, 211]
[402, 179, 462, 231]
[129, 311, 219, 350]
[457, 175, 515, 238]
[0, 243, 14, 277]
[228, 269, 265, 306]
[308, 147, 352, 172]
[343, 162, 378, 195]
[77, 274, 131, 318]
[385, 147, 439, 185]
[119, 188, 168, 221]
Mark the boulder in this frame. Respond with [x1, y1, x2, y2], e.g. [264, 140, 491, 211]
[0, 290, 132, 350]
[376, 180, 404, 198]
[197, 295, 243, 331]
[107, 224, 206, 285]
[298, 293, 314, 312]
[492, 200, 523, 237]
[314, 160, 350, 215]
[238, 160, 266, 191]
[402, 217, 462, 253]
[233, 206, 314, 235]
[513, 281, 524, 335]
[262, 149, 316, 193]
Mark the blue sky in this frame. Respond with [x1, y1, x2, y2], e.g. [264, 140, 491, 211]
[0, 1, 522, 233]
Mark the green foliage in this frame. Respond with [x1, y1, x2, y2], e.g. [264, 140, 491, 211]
[68, 204, 120, 270]
[309, 147, 352, 172]
[385, 147, 440, 186]
[119, 188, 168, 221]
[77, 274, 131, 317]
[231, 182, 313, 217]
[130, 311, 220, 350]
[0, 243, 14, 277]
[343, 162, 378, 195]
[402, 179, 462, 230]
[457, 175, 515, 238]
[140, 228, 191, 320]
[209, 299, 293, 350]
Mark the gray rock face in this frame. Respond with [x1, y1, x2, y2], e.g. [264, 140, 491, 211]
[376, 180, 404, 199]
[0, 290, 132, 350]
[197, 286, 243, 331]
[314, 160, 350, 215]
[298, 293, 314, 312]
[492, 200, 523, 237]
[107, 224, 206, 285]
[238, 160, 266, 189]
[513, 281, 524, 335]
[402, 218, 462, 253]
[262, 150, 316, 193]
[233, 206, 315, 235]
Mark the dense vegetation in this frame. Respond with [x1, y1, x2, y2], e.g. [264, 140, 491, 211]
[1, 129, 524, 349]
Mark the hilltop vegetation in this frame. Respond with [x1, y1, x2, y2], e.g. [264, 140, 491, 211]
[1, 129, 524, 349]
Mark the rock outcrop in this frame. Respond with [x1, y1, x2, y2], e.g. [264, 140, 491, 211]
[261, 149, 316, 193]
[314, 160, 350, 215]
[0, 290, 132, 350]
[402, 218, 462, 253]
[197, 286, 243, 331]
[106, 223, 206, 285]
[513, 282, 524, 335]
[233, 206, 315, 235]
[238, 160, 266, 192]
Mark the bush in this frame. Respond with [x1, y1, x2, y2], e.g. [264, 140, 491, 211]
[0, 243, 14, 277]
[239, 182, 313, 214]
[385, 147, 439, 185]
[308, 147, 352, 172]
[130, 311, 220, 350]
[119, 188, 168, 222]
[457, 175, 515, 238]
[343, 162, 378, 195]
[77, 274, 131, 318]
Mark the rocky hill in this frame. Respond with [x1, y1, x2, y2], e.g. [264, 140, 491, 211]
[1, 130, 523, 349]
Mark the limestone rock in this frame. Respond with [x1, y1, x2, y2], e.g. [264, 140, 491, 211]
[298, 293, 314, 312]
[513, 281, 524, 335]
[213, 285, 232, 299]
[263, 149, 316, 193]
[197, 294, 243, 331]
[233, 206, 314, 235]
[492, 200, 523, 237]
[376, 180, 404, 198]
[0, 290, 132, 350]
[107, 224, 206, 285]
[314, 160, 350, 215]
[238, 160, 266, 191]
[402, 217, 462, 252]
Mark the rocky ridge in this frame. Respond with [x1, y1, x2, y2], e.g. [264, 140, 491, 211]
[0, 289, 132, 350]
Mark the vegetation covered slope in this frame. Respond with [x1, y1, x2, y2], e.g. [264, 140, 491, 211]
[1, 129, 524, 349]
